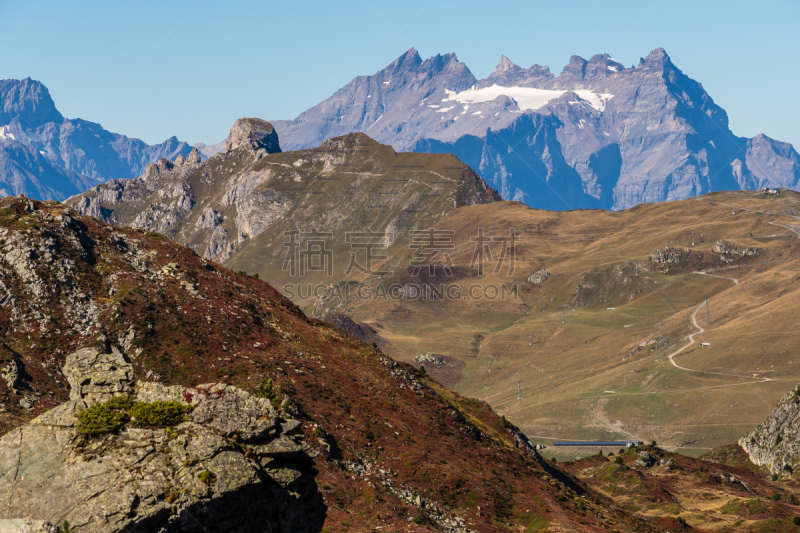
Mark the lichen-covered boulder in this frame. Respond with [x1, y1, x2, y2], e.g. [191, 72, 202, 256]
[0, 346, 324, 532]
[62, 346, 134, 404]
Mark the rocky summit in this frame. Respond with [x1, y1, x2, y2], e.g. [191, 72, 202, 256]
[0, 78, 193, 201]
[67, 122, 501, 279]
[274, 48, 800, 210]
[225, 117, 282, 155]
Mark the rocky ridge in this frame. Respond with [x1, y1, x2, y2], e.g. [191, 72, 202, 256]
[0, 78, 193, 201]
[274, 48, 800, 210]
[68, 123, 501, 283]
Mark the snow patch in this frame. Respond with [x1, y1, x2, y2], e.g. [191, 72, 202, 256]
[383, 81, 390, 85]
[435, 107, 454, 113]
[427, 104, 440, 109]
[39, 150, 46, 155]
[0, 126, 15, 141]
[444, 84, 614, 112]
[608, 66, 618, 72]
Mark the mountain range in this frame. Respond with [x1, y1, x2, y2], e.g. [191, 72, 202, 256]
[274, 48, 800, 210]
[0, 78, 193, 200]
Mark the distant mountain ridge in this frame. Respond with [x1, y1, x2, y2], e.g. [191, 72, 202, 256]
[274, 48, 800, 210]
[0, 77, 192, 200]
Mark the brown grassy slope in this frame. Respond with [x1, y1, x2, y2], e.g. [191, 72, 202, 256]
[0, 196, 663, 532]
[337, 191, 800, 455]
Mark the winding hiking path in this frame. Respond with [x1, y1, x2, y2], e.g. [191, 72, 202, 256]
[666, 299, 772, 384]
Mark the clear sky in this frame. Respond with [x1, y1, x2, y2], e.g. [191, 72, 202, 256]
[1, 0, 798, 147]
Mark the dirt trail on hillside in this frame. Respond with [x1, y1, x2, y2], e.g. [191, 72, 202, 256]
[667, 299, 772, 386]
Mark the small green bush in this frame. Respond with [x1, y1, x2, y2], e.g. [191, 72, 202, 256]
[792, 516, 800, 526]
[77, 395, 191, 436]
[130, 400, 191, 427]
[615, 456, 623, 464]
[258, 378, 275, 399]
[76, 396, 131, 436]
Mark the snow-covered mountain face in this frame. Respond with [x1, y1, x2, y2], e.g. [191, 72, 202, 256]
[0, 78, 192, 200]
[275, 48, 800, 210]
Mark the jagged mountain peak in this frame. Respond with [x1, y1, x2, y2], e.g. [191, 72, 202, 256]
[490, 54, 520, 77]
[0, 77, 63, 128]
[640, 47, 672, 69]
[385, 47, 422, 72]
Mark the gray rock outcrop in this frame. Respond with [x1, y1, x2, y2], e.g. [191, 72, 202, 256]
[0, 345, 324, 532]
[712, 240, 763, 262]
[225, 118, 281, 155]
[650, 248, 685, 264]
[740, 385, 800, 475]
[527, 269, 550, 284]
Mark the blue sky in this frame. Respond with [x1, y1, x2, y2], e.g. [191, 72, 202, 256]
[1, 0, 798, 147]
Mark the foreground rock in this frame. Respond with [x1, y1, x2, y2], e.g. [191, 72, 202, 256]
[0, 346, 323, 532]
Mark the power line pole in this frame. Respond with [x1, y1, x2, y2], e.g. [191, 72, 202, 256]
[659, 319, 666, 360]
[561, 312, 565, 324]
[733, 201, 736, 215]
[488, 359, 492, 373]
[705, 296, 712, 326]
[529, 334, 532, 346]
[517, 380, 521, 400]
[691, 232, 695, 246]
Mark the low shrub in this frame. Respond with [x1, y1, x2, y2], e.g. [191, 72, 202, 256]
[76, 395, 132, 436]
[130, 400, 191, 427]
[76, 395, 191, 436]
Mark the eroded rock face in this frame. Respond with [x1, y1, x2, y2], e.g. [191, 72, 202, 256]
[225, 118, 281, 155]
[740, 385, 800, 475]
[63, 346, 134, 404]
[650, 248, 684, 264]
[713, 240, 762, 262]
[0, 345, 325, 532]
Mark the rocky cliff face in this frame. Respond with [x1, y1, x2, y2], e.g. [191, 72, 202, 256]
[68, 122, 501, 286]
[740, 385, 800, 475]
[0, 78, 193, 200]
[274, 48, 800, 210]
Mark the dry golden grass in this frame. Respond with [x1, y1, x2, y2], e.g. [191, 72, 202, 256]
[332, 190, 800, 453]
